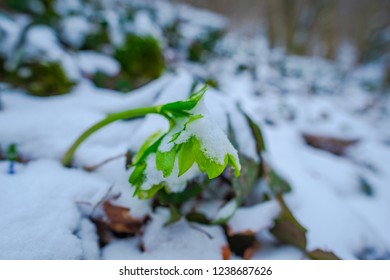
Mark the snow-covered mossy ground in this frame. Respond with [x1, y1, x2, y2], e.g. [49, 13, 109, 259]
[1, 0, 390, 260]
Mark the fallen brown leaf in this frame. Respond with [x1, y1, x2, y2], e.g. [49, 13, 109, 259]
[302, 133, 359, 156]
[102, 201, 148, 234]
[92, 201, 148, 246]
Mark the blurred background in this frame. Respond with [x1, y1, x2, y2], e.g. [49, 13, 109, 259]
[178, 0, 390, 64]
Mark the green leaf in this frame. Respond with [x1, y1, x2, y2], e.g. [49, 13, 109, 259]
[228, 154, 241, 178]
[134, 183, 165, 199]
[270, 194, 307, 250]
[186, 212, 210, 224]
[243, 112, 266, 153]
[161, 86, 207, 115]
[129, 161, 147, 189]
[268, 169, 292, 195]
[232, 156, 261, 204]
[178, 140, 196, 177]
[193, 140, 224, 179]
[168, 114, 203, 144]
[226, 118, 258, 204]
[165, 204, 182, 226]
[133, 131, 163, 165]
[192, 137, 240, 179]
[6, 144, 17, 161]
[186, 114, 204, 125]
[156, 146, 178, 177]
[270, 194, 341, 259]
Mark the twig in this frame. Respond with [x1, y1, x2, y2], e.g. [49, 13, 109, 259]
[83, 153, 126, 172]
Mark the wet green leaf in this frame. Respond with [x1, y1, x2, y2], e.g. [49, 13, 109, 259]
[156, 146, 178, 177]
[129, 161, 147, 189]
[243, 112, 266, 153]
[134, 183, 165, 200]
[268, 169, 292, 195]
[161, 86, 207, 115]
[178, 140, 196, 177]
[133, 131, 163, 165]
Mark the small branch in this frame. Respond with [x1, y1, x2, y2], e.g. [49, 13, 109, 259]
[83, 153, 126, 172]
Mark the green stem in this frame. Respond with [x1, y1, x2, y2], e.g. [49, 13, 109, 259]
[62, 106, 162, 167]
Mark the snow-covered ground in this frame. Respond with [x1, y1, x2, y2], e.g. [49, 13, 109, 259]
[1, 0, 389, 260]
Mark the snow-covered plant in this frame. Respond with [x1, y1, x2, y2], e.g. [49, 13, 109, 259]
[62, 86, 241, 198]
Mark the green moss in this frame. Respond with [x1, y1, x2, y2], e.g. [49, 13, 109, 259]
[115, 34, 165, 83]
[0, 60, 74, 96]
[92, 34, 165, 92]
[25, 62, 74, 96]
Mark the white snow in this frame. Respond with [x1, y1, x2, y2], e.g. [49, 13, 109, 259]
[103, 208, 228, 260]
[0, 160, 110, 259]
[61, 16, 92, 48]
[228, 201, 281, 234]
[77, 51, 120, 76]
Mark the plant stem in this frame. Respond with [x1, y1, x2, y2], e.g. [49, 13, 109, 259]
[62, 106, 161, 167]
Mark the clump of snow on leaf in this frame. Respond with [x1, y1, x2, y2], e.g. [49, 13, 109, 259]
[141, 153, 200, 194]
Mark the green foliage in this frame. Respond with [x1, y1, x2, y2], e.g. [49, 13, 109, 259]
[0, 61, 74, 96]
[114, 34, 165, 90]
[128, 86, 241, 199]
[6, 143, 17, 161]
[92, 34, 165, 92]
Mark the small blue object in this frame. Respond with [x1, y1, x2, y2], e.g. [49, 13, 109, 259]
[8, 161, 15, 175]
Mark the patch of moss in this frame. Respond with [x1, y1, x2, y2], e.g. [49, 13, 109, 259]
[0, 60, 74, 96]
[91, 34, 165, 92]
[115, 34, 165, 83]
